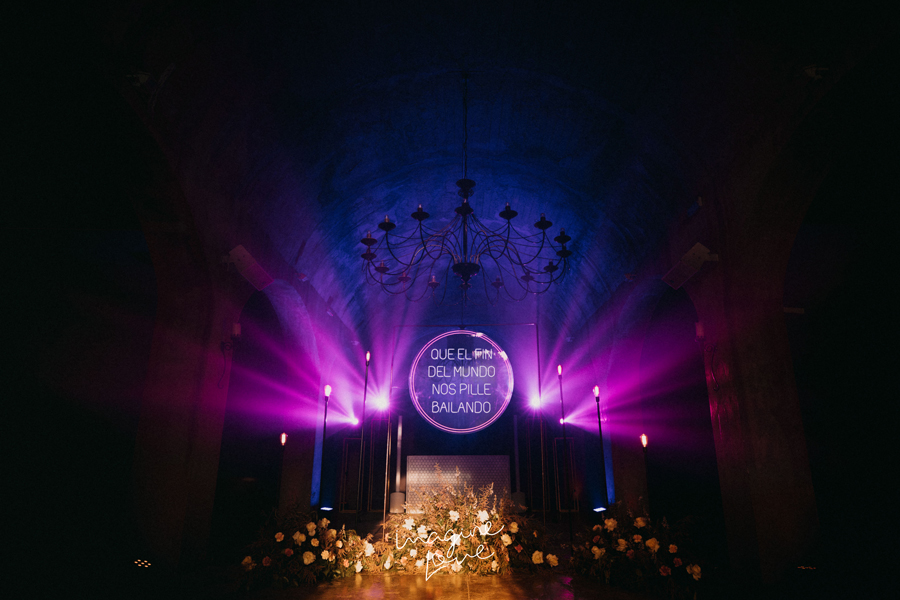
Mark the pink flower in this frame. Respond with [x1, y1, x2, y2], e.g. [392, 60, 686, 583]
[262, 556, 272, 567]
[592, 535, 600, 543]
[660, 565, 671, 576]
[515, 545, 523, 553]
[674, 558, 682, 567]
[284, 548, 293, 557]
[626, 549, 634, 559]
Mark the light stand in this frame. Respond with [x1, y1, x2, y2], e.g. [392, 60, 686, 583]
[356, 352, 370, 523]
[557, 365, 573, 546]
[593, 385, 608, 510]
[640, 433, 649, 516]
[317, 384, 332, 512]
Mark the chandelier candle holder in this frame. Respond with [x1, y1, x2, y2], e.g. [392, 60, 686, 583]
[359, 75, 573, 305]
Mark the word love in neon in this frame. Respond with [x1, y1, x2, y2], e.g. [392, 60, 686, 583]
[394, 521, 505, 580]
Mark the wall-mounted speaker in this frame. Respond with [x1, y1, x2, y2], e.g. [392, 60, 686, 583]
[662, 243, 718, 289]
[229, 245, 274, 290]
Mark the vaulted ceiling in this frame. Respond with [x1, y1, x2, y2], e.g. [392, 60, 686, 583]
[48, 1, 891, 336]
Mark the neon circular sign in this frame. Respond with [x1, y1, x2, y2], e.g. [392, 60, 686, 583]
[409, 330, 514, 434]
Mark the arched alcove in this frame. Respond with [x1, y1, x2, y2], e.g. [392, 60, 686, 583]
[209, 291, 290, 562]
[638, 287, 726, 561]
[782, 34, 895, 579]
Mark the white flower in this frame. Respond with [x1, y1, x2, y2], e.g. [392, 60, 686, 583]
[241, 556, 256, 571]
[450, 533, 461, 547]
[326, 528, 337, 540]
[355, 560, 363, 573]
[293, 531, 306, 544]
[426, 551, 434, 561]
[478, 510, 490, 523]
[417, 525, 427, 537]
[491, 559, 499, 572]
[336, 540, 343, 548]
[451, 561, 461, 573]
[415, 558, 425, 568]
[311, 538, 319, 547]
[477, 523, 489, 536]
[687, 564, 702, 580]
[321, 550, 330, 560]
[449, 510, 460, 522]
[306, 522, 317, 535]
[384, 557, 392, 570]
[365, 542, 375, 557]
[404, 518, 415, 530]
[509, 522, 518, 533]
[501, 534, 512, 546]
[318, 518, 330, 529]
[604, 518, 617, 531]
[591, 546, 605, 560]
[400, 556, 408, 566]
[410, 548, 417, 557]
[532, 551, 544, 564]
[302, 551, 315, 565]
[546, 554, 558, 567]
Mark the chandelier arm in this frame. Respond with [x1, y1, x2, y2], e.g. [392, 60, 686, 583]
[382, 231, 426, 269]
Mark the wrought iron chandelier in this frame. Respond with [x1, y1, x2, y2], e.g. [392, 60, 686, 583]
[359, 75, 572, 305]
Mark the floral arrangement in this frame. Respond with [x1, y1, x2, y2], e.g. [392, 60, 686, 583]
[239, 510, 364, 589]
[238, 471, 704, 597]
[378, 466, 555, 579]
[570, 504, 703, 598]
